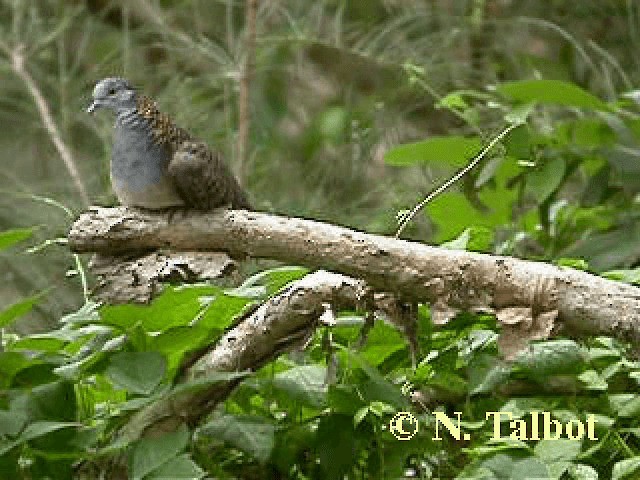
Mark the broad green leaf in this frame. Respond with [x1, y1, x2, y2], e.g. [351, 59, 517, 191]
[525, 157, 566, 203]
[468, 353, 511, 395]
[229, 266, 309, 297]
[197, 293, 252, 331]
[198, 415, 275, 463]
[0, 291, 48, 328]
[608, 394, 640, 418]
[272, 365, 328, 408]
[534, 438, 582, 464]
[0, 352, 40, 386]
[0, 227, 33, 250]
[146, 454, 205, 480]
[503, 124, 531, 159]
[496, 79, 609, 110]
[426, 156, 525, 242]
[129, 424, 189, 480]
[106, 352, 166, 395]
[504, 103, 535, 124]
[476, 453, 549, 480]
[557, 118, 615, 148]
[0, 421, 78, 455]
[612, 457, 640, 480]
[577, 370, 608, 391]
[603, 268, 640, 285]
[384, 135, 482, 167]
[101, 285, 217, 332]
[315, 414, 355, 479]
[359, 321, 406, 367]
[10, 336, 66, 352]
[567, 463, 599, 480]
[441, 226, 494, 252]
[152, 326, 210, 375]
[555, 258, 589, 271]
[513, 340, 586, 378]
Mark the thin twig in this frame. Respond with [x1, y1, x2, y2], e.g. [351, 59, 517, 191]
[394, 123, 521, 239]
[237, 0, 258, 187]
[3, 43, 89, 205]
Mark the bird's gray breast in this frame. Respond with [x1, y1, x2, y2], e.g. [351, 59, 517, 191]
[110, 112, 184, 208]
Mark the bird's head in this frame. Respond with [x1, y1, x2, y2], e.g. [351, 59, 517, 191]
[87, 77, 137, 114]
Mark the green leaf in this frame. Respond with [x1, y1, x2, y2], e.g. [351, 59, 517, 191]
[10, 336, 66, 352]
[567, 464, 599, 480]
[525, 157, 566, 203]
[513, 340, 586, 379]
[602, 268, 640, 285]
[441, 226, 494, 252]
[315, 414, 355, 479]
[229, 266, 309, 297]
[476, 453, 549, 480]
[384, 135, 482, 167]
[197, 293, 252, 331]
[0, 352, 40, 386]
[0, 421, 78, 455]
[272, 365, 328, 408]
[359, 321, 406, 367]
[608, 394, 640, 418]
[0, 291, 48, 328]
[504, 103, 535, 124]
[555, 258, 589, 271]
[427, 156, 525, 242]
[198, 415, 276, 463]
[496, 79, 609, 110]
[612, 457, 640, 480]
[101, 285, 218, 332]
[129, 424, 189, 480]
[534, 438, 582, 463]
[468, 353, 511, 395]
[0, 227, 33, 250]
[146, 454, 205, 480]
[151, 326, 210, 375]
[106, 352, 166, 395]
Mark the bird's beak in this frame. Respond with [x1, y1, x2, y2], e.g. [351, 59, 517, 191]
[86, 100, 98, 114]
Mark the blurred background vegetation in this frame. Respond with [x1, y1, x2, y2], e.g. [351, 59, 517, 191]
[2, 0, 640, 331]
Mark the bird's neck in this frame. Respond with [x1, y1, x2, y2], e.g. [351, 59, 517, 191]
[115, 107, 150, 130]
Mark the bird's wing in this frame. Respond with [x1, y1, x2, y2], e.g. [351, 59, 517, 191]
[167, 141, 251, 210]
[136, 95, 250, 210]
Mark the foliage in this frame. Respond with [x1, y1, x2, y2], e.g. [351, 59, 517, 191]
[1, 1, 640, 479]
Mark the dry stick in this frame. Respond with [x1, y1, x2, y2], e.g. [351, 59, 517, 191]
[5, 44, 89, 206]
[237, 0, 258, 187]
[395, 122, 521, 239]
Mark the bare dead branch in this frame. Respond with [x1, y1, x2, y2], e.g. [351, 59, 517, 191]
[6, 44, 89, 205]
[69, 207, 640, 351]
[236, 0, 258, 186]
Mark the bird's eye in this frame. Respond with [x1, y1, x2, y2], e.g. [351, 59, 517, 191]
[108, 88, 116, 95]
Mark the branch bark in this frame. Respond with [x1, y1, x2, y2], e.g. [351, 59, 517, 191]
[69, 207, 640, 354]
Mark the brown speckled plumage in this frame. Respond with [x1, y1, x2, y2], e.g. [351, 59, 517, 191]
[135, 95, 250, 210]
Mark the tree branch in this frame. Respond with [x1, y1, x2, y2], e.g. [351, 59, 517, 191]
[4, 43, 89, 205]
[69, 207, 640, 355]
[236, 0, 258, 186]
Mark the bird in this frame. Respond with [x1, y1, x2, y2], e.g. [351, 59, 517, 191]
[87, 77, 250, 211]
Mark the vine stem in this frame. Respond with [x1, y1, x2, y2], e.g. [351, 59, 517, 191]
[395, 122, 522, 239]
